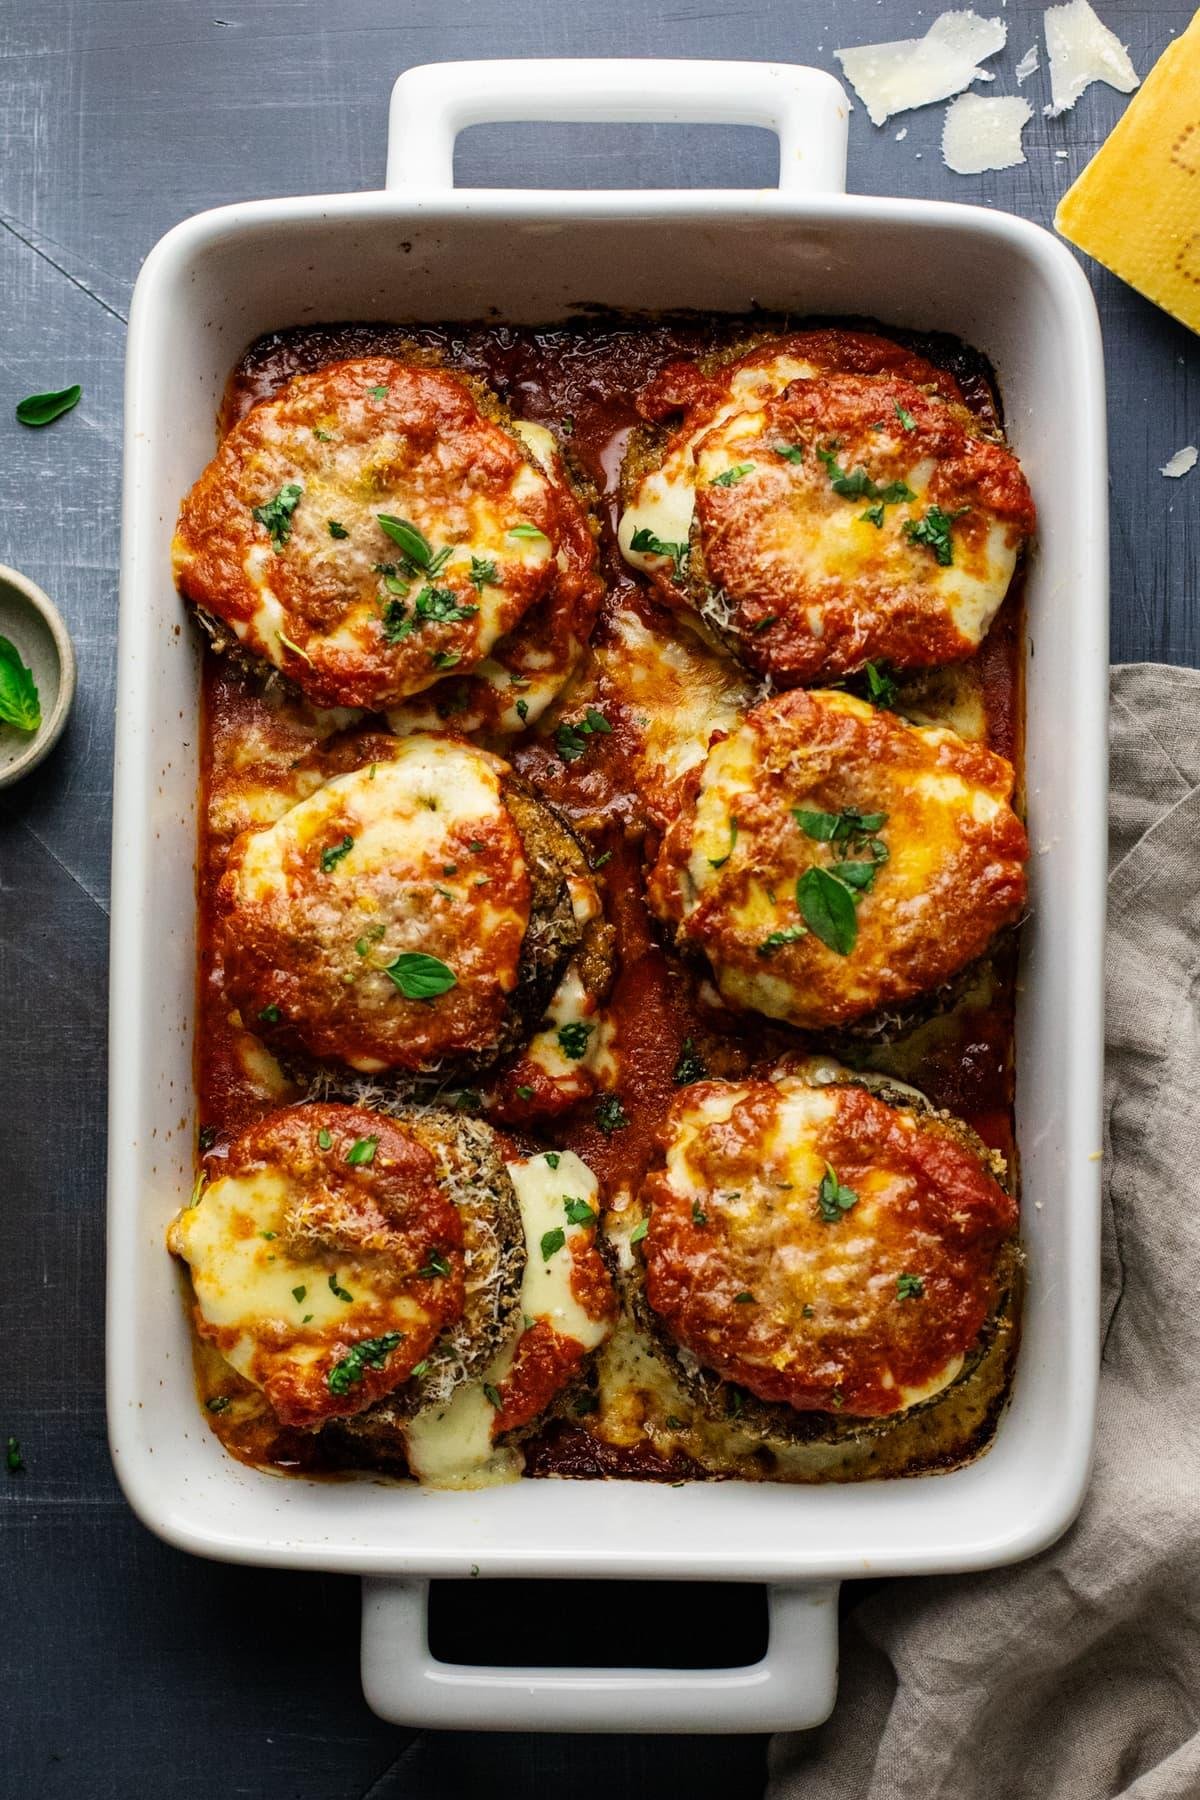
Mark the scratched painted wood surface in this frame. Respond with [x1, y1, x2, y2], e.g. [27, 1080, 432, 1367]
[1, 3, 1196, 1795]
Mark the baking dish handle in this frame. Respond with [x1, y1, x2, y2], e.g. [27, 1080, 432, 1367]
[386, 59, 848, 195]
[360, 1576, 838, 1733]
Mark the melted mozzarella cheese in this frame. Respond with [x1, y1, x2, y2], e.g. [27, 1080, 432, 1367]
[693, 419, 1018, 649]
[169, 1165, 430, 1384]
[618, 354, 819, 578]
[404, 1151, 607, 1488]
[525, 967, 603, 1081]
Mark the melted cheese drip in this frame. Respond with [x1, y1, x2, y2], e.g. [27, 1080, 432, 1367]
[618, 354, 819, 577]
[169, 1167, 430, 1383]
[404, 1151, 606, 1488]
[525, 967, 603, 1081]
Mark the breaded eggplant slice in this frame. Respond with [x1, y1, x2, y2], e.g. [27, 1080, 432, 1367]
[614, 1066, 1019, 1446]
[646, 687, 1028, 1034]
[173, 356, 601, 712]
[216, 733, 610, 1080]
[167, 1103, 524, 1430]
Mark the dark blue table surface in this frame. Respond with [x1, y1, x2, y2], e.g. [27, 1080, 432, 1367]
[2, 4, 1196, 1795]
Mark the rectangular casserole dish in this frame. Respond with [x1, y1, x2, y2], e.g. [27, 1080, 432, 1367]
[108, 58, 1107, 1735]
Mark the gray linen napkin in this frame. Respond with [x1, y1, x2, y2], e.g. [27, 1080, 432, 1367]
[769, 664, 1200, 1800]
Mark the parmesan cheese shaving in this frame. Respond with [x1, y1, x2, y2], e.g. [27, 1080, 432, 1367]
[835, 11, 1007, 127]
[1015, 43, 1040, 82]
[1160, 445, 1198, 480]
[1043, 0, 1139, 117]
[942, 93, 1033, 174]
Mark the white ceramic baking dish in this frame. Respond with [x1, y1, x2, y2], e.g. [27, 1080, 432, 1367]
[108, 58, 1108, 1735]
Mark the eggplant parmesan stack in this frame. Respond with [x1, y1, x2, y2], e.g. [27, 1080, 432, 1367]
[621, 1065, 1019, 1442]
[214, 732, 611, 1079]
[619, 329, 1033, 686]
[174, 355, 602, 728]
[646, 687, 1028, 1034]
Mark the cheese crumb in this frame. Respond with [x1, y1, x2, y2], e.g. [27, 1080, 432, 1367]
[1043, 0, 1139, 117]
[942, 93, 1033, 173]
[1160, 445, 1198, 480]
[835, 10, 1007, 127]
[1015, 43, 1040, 82]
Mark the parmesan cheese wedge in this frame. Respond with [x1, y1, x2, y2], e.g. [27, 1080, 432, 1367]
[942, 93, 1033, 174]
[1161, 446, 1198, 480]
[1055, 11, 1200, 336]
[835, 11, 1007, 127]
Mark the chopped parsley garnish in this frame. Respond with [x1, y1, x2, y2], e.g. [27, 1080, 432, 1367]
[817, 1165, 859, 1223]
[198, 1125, 217, 1153]
[554, 707, 612, 763]
[864, 662, 899, 709]
[431, 649, 461, 669]
[752, 614, 778, 634]
[205, 1397, 230, 1415]
[691, 1200, 708, 1227]
[345, 1137, 377, 1167]
[673, 1036, 707, 1086]
[897, 1272, 925, 1300]
[797, 865, 860, 956]
[328, 1273, 354, 1302]
[469, 556, 498, 590]
[320, 834, 354, 873]
[815, 446, 914, 508]
[419, 1250, 452, 1279]
[251, 482, 303, 549]
[368, 385, 389, 399]
[411, 1361, 429, 1379]
[416, 585, 477, 625]
[557, 1020, 593, 1060]
[383, 951, 457, 999]
[454, 1089, 483, 1111]
[483, 1382, 503, 1409]
[15, 384, 82, 428]
[540, 1227, 566, 1261]
[629, 526, 688, 580]
[772, 441, 804, 463]
[629, 1217, 648, 1244]
[258, 1004, 281, 1024]
[544, 1151, 561, 1169]
[317, 1129, 332, 1150]
[0, 635, 41, 733]
[860, 501, 885, 529]
[260, 1230, 277, 1241]
[515, 698, 529, 723]
[313, 427, 333, 442]
[734, 1291, 756, 1304]
[591, 849, 613, 869]
[515, 1084, 535, 1100]
[595, 1094, 629, 1136]
[355, 922, 387, 956]
[802, 1303, 815, 1319]
[710, 462, 755, 488]
[327, 1332, 403, 1395]
[757, 923, 808, 958]
[292, 1285, 307, 1303]
[708, 818, 738, 869]
[507, 522, 548, 542]
[793, 807, 888, 851]
[328, 519, 349, 539]
[894, 401, 917, 431]
[903, 504, 968, 566]
[564, 1197, 596, 1226]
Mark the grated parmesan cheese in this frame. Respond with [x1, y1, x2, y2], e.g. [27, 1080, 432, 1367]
[942, 93, 1034, 174]
[1015, 43, 1040, 82]
[1043, 0, 1139, 117]
[1160, 446, 1198, 480]
[835, 10, 1007, 127]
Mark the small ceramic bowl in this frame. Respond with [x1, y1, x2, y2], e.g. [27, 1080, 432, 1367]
[0, 564, 77, 789]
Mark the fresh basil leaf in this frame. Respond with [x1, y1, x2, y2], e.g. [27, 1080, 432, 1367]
[469, 555, 498, 590]
[629, 1217, 648, 1244]
[894, 402, 917, 431]
[384, 952, 457, 999]
[540, 1226, 566, 1261]
[792, 809, 842, 841]
[317, 1128, 332, 1150]
[320, 834, 354, 874]
[327, 520, 349, 539]
[903, 505, 968, 567]
[377, 514, 434, 566]
[757, 923, 807, 958]
[345, 1136, 377, 1167]
[507, 522, 548, 541]
[328, 1273, 354, 1302]
[797, 866, 859, 955]
[833, 860, 879, 890]
[557, 1020, 593, 1060]
[16, 384, 81, 428]
[708, 818, 738, 869]
[864, 662, 899, 709]
[564, 1197, 596, 1226]
[710, 462, 755, 488]
[772, 441, 804, 463]
[483, 1382, 503, 1409]
[419, 1250, 452, 1279]
[816, 1165, 859, 1223]
[629, 527, 688, 579]
[897, 1272, 925, 1299]
[0, 635, 41, 733]
[544, 1151, 561, 1169]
